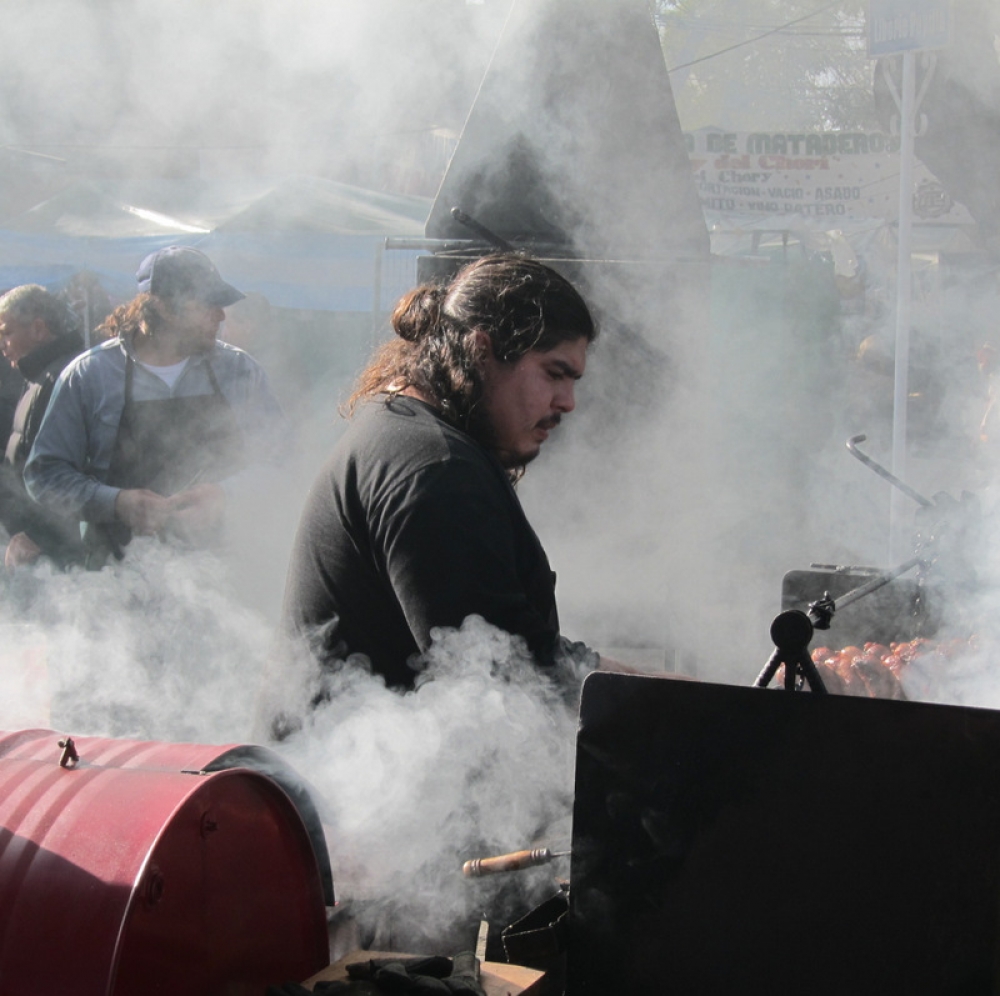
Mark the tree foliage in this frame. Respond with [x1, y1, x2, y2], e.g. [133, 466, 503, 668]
[653, 0, 881, 132]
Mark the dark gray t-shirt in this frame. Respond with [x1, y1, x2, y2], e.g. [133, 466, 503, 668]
[282, 395, 561, 689]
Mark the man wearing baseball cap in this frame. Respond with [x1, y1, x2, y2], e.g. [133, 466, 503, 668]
[24, 246, 288, 566]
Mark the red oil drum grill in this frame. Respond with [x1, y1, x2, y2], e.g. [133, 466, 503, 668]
[0, 729, 332, 996]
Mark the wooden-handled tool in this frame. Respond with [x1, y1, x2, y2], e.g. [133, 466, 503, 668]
[462, 847, 570, 877]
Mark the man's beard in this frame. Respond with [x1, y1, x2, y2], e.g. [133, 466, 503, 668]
[465, 405, 542, 475]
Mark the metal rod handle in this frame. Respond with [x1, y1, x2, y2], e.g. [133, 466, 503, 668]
[450, 207, 515, 252]
[846, 434, 933, 508]
[834, 555, 924, 611]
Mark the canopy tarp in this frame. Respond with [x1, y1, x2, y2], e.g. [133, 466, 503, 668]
[0, 176, 430, 312]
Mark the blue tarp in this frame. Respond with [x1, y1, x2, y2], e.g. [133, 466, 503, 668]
[0, 177, 432, 312]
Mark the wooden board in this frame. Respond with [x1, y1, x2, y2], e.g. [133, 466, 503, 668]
[303, 949, 548, 995]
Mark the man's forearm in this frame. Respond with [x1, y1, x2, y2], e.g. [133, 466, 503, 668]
[24, 456, 118, 523]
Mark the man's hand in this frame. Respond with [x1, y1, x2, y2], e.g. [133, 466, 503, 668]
[164, 483, 226, 546]
[115, 488, 173, 535]
[4, 532, 42, 569]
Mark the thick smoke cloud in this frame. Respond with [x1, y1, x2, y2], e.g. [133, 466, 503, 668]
[2, 0, 1000, 956]
[0, 539, 273, 741]
[276, 616, 583, 946]
[0, 0, 507, 189]
[0, 541, 583, 948]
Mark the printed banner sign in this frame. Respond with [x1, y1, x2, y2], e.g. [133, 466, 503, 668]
[685, 129, 973, 226]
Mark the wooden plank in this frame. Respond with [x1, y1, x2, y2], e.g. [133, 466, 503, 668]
[303, 949, 548, 995]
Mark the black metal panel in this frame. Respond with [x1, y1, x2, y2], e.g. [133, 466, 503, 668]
[426, 0, 709, 261]
[569, 673, 1000, 995]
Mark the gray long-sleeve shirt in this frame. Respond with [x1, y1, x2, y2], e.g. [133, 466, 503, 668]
[24, 336, 289, 524]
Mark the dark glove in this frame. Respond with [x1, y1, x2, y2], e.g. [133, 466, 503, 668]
[365, 962, 450, 993]
[442, 951, 486, 995]
[346, 955, 486, 996]
[347, 956, 452, 985]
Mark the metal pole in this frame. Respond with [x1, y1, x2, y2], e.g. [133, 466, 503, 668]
[372, 239, 385, 335]
[889, 49, 916, 563]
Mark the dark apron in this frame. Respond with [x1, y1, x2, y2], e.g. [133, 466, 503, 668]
[85, 356, 244, 566]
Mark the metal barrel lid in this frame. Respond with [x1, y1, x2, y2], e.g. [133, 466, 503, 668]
[0, 728, 335, 905]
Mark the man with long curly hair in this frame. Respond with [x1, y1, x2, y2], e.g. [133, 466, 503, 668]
[24, 247, 287, 566]
[281, 253, 604, 693]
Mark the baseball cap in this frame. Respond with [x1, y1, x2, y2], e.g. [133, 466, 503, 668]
[136, 246, 245, 307]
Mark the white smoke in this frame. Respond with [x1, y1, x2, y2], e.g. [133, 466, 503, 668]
[3, 0, 1000, 963]
[0, 537, 273, 741]
[0, 536, 581, 947]
[276, 615, 581, 944]
[0, 0, 509, 186]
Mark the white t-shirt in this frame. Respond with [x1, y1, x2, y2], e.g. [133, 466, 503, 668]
[139, 357, 189, 390]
